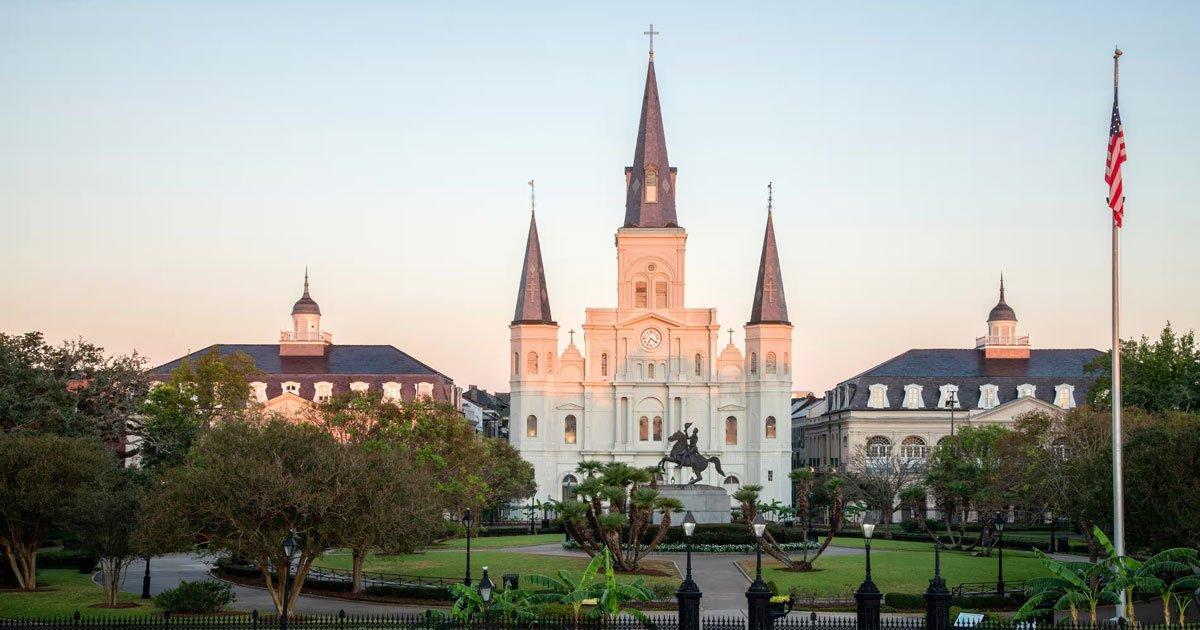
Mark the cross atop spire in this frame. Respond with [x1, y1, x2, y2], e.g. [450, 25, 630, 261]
[623, 51, 678, 228]
[643, 24, 659, 60]
[528, 179, 536, 215]
[749, 185, 790, 325]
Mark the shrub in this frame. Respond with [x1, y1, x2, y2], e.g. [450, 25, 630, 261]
[639, 523, 819, 546]
[363, 584, 454, 601]
[648, 582, 677, 600]
[153, 580, 236, 613]
[37, 549, 97, 572]
[885, 592, 1026, 611]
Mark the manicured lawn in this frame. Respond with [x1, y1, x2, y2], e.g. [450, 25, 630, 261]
[0, 569, 163, 619]
[314, 549, 679, 586]
[431, 533, 565, 549]
[739, 546, 1050, 597]
[829, 537, 947, 552]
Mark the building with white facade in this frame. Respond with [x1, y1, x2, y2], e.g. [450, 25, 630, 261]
[801, 279, 1102, 470]
[507, 53, 794, 504]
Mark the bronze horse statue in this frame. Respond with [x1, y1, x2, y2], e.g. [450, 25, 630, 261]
[657, 427, 725, 485]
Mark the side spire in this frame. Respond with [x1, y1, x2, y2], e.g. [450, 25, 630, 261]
[623, 43, 677, 228]
[749, 183, 789, 325]
[512, 181, 554, 325]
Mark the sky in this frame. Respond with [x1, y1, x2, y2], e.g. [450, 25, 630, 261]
[2, 1, 1198, 394]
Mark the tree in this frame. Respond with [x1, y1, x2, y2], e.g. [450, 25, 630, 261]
[142, 417, 350, 615]
[734, 470, 847, 571]
[0, 433, 113, 590]
[841, 445, 926, 539]
[924, 424, 1012, 551]
[336, 446, 441, 593]
[557, 461, 683, 573]
[69, 467, 146, 606]
[1124, 409, 1200, 551]
[1087, 323, 1200, 412]
[0, 332, 148, 455]
[477, 438, 536, 510]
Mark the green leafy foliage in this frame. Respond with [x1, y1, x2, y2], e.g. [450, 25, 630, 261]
[152, 580, 236, 613]
[1087, 323, 1200, 412]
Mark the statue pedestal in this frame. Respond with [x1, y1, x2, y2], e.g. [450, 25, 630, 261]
[655, 484, 731, 524]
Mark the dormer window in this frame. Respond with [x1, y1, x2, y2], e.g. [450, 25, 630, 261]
[978, 384, 1000, 410]
[903, 384, 924, 410]
[1054, 384, 1076, 409]
[645, 167, 658, 203]
[1017, 383, 1036, 399]
[282, 381, 300, 396]
[313, 381, 333, 403]
[937, 384, 961, 409]
[867, 384, 889, 409]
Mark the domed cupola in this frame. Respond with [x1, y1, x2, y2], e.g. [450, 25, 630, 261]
[987, 275, 1016, 322]
[291, 270, 321, 316]
[977, 274, 1029, 359]
[281, 269, 331, 357]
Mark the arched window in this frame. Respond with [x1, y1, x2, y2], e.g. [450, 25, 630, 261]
[655, 282, 667, 308]
[725, 416, 738, 445]
[563, 415, 577, 444]
[765, 352, 777, 375]
[645, 167, 658, 203]
[526, 415, 538, 438]
[750, 353, 758, 375]
[653, 416, 663, 441]
[561, 474, 579, 501]
[901, 436, 928, 460]
[694, 353, 702, 376]
[1051, 437, 1068, 460]
[648, 363, 655, 379]
[723, 475, 740, 486]
[635, 281, 648, 308]
[639, 416, 650, 441]
[867, 436, 892, 458]
[600, 353, 608, 377]
[527, 351, 538, 374]
[868, 384, 889, 409]
[784, 353, 790, 374]
[765, 416, 777, 439]
[903, 384, 924, 409]
[513, 352, 519, 375]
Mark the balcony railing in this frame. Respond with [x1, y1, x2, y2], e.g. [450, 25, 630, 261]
[280, 330, 332, 343]
[975, 334, 1030, 348]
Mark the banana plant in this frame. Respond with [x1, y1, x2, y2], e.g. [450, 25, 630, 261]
[527, 547, 654, 623]
[1095, 526, 1199, 625]
[1015, 549, 1120, 625]
[447, 579, 536, 621]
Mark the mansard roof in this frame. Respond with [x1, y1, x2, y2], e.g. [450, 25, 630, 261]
[149, 344, 449, 378]
[623, 60, 678, 228]
[825, 348, 1103, 412]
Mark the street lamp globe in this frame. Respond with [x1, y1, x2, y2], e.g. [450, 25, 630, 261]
[478, 566, 495, 603]
[994, 511, 1005, 532]
[752, 513, 767, 539]
[463, 509, 473, 528]
[683, 511, 697, 538]
[862, 522, 875, 539]
[282, 531, 298, 560]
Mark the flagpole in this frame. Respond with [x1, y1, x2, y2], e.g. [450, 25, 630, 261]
[1110, 46, 1126, 621]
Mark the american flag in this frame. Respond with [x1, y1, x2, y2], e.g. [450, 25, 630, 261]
[1106, 89, 1127, 227]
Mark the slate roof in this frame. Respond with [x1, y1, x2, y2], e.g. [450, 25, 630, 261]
[462, 386, 500, 409]
[149, 344, 448, 378]
[624, 59, 678, 228]
[825, 348, 1103, 412]
[512, 210, 554, 325]
[749, 209, 789, 325]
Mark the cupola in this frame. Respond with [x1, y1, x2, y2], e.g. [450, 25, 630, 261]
[976, 275, 1029, 359]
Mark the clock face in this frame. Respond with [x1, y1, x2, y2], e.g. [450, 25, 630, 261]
[640, 328, 662, 350]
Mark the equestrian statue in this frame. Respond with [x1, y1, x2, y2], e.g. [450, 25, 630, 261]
[657, 422, 725, 485]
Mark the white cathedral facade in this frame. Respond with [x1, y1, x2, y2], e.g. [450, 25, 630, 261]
[508, 54, 794, 506]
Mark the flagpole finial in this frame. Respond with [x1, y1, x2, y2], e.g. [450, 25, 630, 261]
[1114, 47, 1123, 59]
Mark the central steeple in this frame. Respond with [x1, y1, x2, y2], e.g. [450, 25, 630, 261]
[623, 56, 678, 228]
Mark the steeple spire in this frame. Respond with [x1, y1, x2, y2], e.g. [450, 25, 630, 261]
[291, 268, 320, 316]
[623, 49, 677, 228]
[749, 183, 789, 325]
[512, 185, 554, 325]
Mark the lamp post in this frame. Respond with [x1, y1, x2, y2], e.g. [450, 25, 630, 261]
[542, 495, 551, 530]
[945, 391, 958, 437]
[855, 522, 882, 630]
[528, 496, 536, 535]
[676, 511, 702, 630]
[993, 511, 1006, 596]
[924, 543, 951, 630]
[463, 509, 474, 586]
[746, 514, 771, 630]
[478, 565, 495, 627]
[562, 479, 574, 543]
[140, 555, 151, 599]
[280, 531, 298, 630]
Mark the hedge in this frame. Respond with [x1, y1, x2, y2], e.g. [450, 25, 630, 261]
[214, 558, 453, 602]
[638, 523, 818, 546]
[37, 549, 98, 572]
[884, 592, 1026, 611]
[153, 580, 236, 613]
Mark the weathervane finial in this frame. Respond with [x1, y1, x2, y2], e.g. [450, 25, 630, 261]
[644, 24, 659, 60]
[528, 179, 536, 215]
[767, 182, 774, 214]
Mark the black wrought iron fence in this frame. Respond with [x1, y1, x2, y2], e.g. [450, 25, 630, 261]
[949, 581, 1025, 598]
[0, 612, 683, 630]
[305, 566, 460, 589]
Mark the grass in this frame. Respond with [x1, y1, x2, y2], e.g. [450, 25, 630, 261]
[431, 533, 565, 549]
[313, 549, 679, 586]
[739, 545, 1050, 597]
[0, 569, 163, 619]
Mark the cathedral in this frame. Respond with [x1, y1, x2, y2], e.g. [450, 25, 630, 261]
[508, 52, 794, 506]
